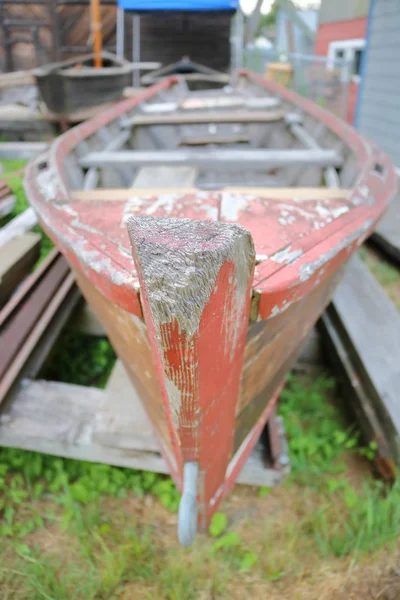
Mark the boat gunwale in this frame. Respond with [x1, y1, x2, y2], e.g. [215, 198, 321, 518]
[24, 71, 397, 320]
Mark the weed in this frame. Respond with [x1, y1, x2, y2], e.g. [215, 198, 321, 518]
[278, 373, 359, 485]
[209, 512, 228, 537]
[40, 333, 117, 388]
[306, 478, 400, 558]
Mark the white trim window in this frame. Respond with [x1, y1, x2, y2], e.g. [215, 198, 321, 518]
[328, 38, 366, 83]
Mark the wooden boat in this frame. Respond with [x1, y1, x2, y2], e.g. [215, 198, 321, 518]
[24, 71, 396, 545]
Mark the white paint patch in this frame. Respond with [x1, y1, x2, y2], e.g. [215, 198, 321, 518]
[219, 193, 249, 222]
[331, 205, 349, 218]
[73, 239, 132, 287]
[120, 196, 145, 227]
[145, 194, 184, 216]
[270, 245, 303, 265]
[37, 167, 63, 203]
[270, 300, 294, 317]
[199, 204, 219, 220]
[165, 377, 183, 429]
[297, 219, 373, 283]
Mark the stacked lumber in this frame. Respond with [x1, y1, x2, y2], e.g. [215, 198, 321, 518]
[0, 249, 80, 404]
[319, 255, 400, 478]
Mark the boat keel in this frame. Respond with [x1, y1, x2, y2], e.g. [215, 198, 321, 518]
[127, 215, 255, 544]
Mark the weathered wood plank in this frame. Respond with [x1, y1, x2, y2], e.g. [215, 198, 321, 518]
[0, 252, 75, 404]
[80, 148, 343, 170]
[289, 121, 340, 188]
[132, 166, 197, 188]
[0, 208, 38, 249]
[0, 232, 41, 307]
[127, 216, 255, 527]
[71, 186, 350, 203]
[0, 376, 288, 488]
[319, 255, 400, 476]
[0, 142, 49, 160]
[0, 70, 35, 89]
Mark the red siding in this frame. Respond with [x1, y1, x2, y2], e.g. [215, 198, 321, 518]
[315, 18, 368, 56]
[315, 18, 367, 124]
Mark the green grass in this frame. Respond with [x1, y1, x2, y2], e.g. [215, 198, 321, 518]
[0, 373, 400, 597]
[279, 374, 360, 485]
[39, 333, 117, 389]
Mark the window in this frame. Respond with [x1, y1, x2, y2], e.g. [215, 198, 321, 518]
[328, 38, 366, 83]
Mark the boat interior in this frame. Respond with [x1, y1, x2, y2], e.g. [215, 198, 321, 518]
[64, 73, 358, 203]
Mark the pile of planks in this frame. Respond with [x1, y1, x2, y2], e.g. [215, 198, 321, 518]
[320, 254, 400, 478]
[0, 173, 81, 405]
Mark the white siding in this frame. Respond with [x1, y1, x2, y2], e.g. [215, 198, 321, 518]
[358, 0, 400, 166]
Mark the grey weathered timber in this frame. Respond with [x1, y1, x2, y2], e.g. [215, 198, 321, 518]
[83, 129, 131, 190]
[319, 255, 400, 475]
[0, 370, 289, 487]
[80, 148, 343, 170]
[132, 166, 197, 188]
[370, 185, 400, 264]
[0, 208, 38, 249]
[0, 142, 48, 160]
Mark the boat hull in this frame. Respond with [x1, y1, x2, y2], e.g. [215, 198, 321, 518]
[72, 254, 343, 527]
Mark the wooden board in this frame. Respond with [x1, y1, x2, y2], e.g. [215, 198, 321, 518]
[0, 232, 41, 306]
[0, 208, 38, 249]
[319, 255, 400, 477]
[132, 166, 197, 188]
[125, 109, 285, 127]
[0, 368, 289, 488]
[0, 70, 35, 89]
[70, 186, 350, 203]
[0, 142, 49, 160]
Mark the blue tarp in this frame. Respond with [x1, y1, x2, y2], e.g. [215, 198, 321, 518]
[118, 0, 238, 10]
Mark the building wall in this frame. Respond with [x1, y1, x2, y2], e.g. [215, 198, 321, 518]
[357, 0, 400, 166]
[315, 16, 368, 124]
[315, 18, 367, 56]
[319, 0, 369, 24]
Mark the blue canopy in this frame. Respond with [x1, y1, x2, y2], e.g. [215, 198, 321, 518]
[118, 0, 238, 10]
